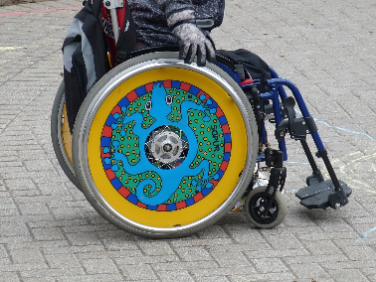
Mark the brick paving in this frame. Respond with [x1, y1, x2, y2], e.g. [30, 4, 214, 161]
[1, 0, 51, 6]
[0, 0, 376, 281]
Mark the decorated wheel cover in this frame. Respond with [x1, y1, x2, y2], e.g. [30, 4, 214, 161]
[73, 52, 257, 238]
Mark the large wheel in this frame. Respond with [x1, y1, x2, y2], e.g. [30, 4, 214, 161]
[73, 52, 258, 238]
[51, 81, 81, 189]
[245, 186, 287, 229]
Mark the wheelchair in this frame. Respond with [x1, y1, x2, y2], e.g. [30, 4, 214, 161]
[51, 48, 352, 238]
[52, 0, 351, 238]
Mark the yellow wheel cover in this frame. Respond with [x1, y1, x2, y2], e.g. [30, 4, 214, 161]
[88, 67, 248, 227]
[61, 103, 73, 165]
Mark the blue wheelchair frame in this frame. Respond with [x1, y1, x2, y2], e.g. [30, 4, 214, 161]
[216, 61, 352, 210]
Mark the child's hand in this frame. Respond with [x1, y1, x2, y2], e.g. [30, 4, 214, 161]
[172, 23, 215, 66]
[167, 9, 215, 66]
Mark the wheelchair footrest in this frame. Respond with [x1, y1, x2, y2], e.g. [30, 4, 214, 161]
[295, 180, 352, 209]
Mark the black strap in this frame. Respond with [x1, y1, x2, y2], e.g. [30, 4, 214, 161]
[116, 0, 137, 64]
[235, 64, 246, 81]
[171, 19, 215, 30]
[215, 53, 238, 75]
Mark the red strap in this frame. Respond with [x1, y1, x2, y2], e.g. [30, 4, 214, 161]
[240, 78, 254, 86]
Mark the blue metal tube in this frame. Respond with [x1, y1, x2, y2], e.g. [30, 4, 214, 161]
[270, 67, 288, 101]
[260, 90, 288, 160]
[267, 78, 326, 152]
[269, 67, 278, 78]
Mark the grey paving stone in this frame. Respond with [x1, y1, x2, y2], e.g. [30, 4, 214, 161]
[301, 240, 343, 256]
[20, 267, 84, 279]
[81, 258, 120, 275]
[17, 202, 50, 215]
[244, 248, 309, 260]
[47, 205, 87, 221]
[42, 244, 105, 255]
[64, 231, 102, 246]
[211, 250, 251, 267]
[0, 262, 48, 273]
[151, 260, 217, 272]
[44, 253, 80, 269]
[137, 241, 175, 256]
[0, 222, 30, 237]
[96, 230, 140, 251]
[156, 270, 195, 282]
[0, 272, 20, 282]
[10, 248, 45, 264]
[114, 253, 179, 264]
[56, 273, 126, 282]
[290, 263, 330, 279]
[226, 272, 296, 282]
[0, 197, 20, 216]
[222, 226, 272, 247]
[31, 226, 65, 241]
[190, 266, 257, 278]
[169, 237, 233, 248]
[283, 253, 348, 265]
[326, 269, 369, 282]
[321, 259, 376, 271]
[121, 264, 158, 280]
[339, 244, 376, 261]
[196, 225, 230, 239]
[251, 257, 289, 274]
[174, 246, 212, 261]
[194, 276, 230, 282]
[262, 229, 305, 250]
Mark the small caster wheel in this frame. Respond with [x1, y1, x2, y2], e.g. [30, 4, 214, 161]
[245, 186, 287, 229]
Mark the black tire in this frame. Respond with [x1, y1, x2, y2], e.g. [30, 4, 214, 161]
[51, 81, 81, 190]
[73, 52, 258, 238]
[245, 186, 287, 228]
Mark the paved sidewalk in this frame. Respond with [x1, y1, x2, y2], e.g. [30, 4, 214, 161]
[1, 0, 51, 7]
[0, 0, 376, 281]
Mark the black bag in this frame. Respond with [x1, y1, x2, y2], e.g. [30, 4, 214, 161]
[216, 49, 272, 145]
[216, 49, 272, 92]
[62, 0, 136, 132]
[63, 0, 109, 131]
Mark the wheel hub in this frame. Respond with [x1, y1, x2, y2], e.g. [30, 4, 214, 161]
[145, 126, 188, 169]
[163, 143, 173, 152]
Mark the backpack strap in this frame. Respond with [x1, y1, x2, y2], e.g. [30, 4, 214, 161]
[215, 52, 246, 81]
[115, 0, 137, 64]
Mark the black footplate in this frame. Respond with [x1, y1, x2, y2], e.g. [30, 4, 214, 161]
[296, 180, 352, 209]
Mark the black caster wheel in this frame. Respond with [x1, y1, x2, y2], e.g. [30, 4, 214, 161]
[245, 186, 287, 229]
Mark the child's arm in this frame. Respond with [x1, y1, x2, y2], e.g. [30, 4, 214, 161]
[153, 0, 216, 66]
